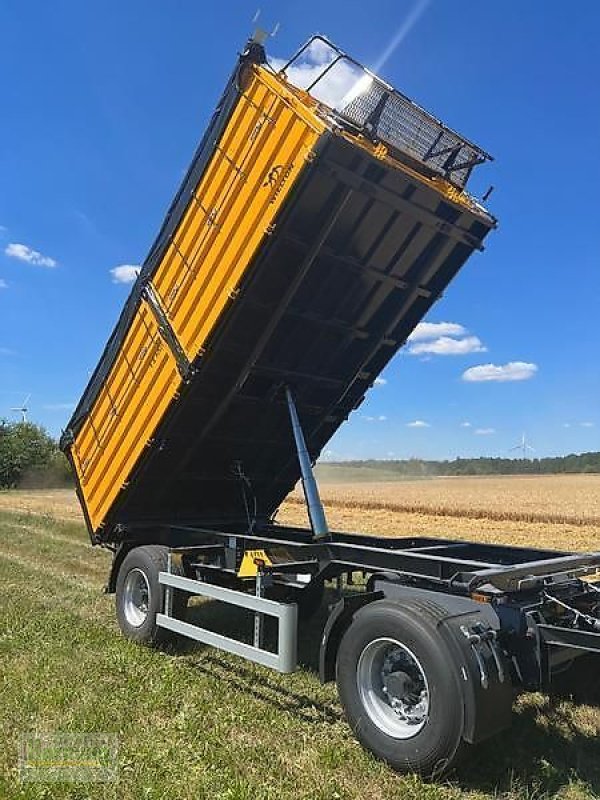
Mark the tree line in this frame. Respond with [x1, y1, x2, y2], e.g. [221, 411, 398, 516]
[332, 453, 600, 477]
[0, 421, 72, 489]
[1, 419, 598, 490]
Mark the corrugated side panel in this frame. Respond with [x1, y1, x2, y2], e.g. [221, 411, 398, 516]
[71, 300, 181, 531]
[71, 65, 324, 533]
[151, 66, 325, 360]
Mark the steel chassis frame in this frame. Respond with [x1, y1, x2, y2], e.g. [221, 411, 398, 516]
[148, 520, 600, 682]
[127, 388, 600, 676]
[151, 523, 600, 595]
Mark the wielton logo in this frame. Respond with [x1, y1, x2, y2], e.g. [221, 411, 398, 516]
[263, 165, 283, 188]
[263, 163, 294, 203]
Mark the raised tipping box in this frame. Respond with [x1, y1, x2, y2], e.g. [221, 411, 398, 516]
[61, 36, 495, 542]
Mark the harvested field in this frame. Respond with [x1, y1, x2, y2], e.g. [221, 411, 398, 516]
[0, 488, 81, 521]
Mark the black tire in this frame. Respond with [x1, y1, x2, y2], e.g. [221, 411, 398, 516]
[115, 545, 188, 647]
[336, 600, 466, 777]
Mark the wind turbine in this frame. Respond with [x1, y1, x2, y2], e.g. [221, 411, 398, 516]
[510, 432, 535, 459]
[11, 394, 31, 423]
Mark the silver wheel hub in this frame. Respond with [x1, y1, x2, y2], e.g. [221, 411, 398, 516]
[357, 637, 429, 739]
[123, 568, 151, 627]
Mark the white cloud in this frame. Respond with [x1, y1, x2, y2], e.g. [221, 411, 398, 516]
[407, 420, 430, 428]
[462, 361, 538, 383]
[460, 421, 472, 428]
[5, 242, 57, 268]
[363, 414, 387, 423]
[474, 427, 496, 435]
[0, 278, 7, 289]
[563, 423, 571, 428]
[581, 422, 595, 428]
[406, 322, 487, 357]
[270, 39, 369, 110]
[0, 347, 14, 356]
[408, 322, 467, 342]
[409, 335, 486, 356]
[110, 264, 140, 284]
[42, 402, 75, 411]
[374, 377, 387, 386]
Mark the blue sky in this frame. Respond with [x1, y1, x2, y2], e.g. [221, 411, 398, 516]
[0, 1, 598, 460]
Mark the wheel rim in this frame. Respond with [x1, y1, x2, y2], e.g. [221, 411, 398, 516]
[357, 637, 430, 739]
[123, 568, 151, 627]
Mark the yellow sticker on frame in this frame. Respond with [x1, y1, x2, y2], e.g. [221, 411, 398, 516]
[237, 549, 272, 578]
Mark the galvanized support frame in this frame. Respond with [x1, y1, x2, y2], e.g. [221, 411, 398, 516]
[156, 571, 298, 673]
[140, 281, 193, 380]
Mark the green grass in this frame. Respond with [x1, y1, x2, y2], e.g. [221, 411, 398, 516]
[1, 507, 600, 799]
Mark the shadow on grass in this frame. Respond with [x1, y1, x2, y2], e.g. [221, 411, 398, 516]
[175, 592, 342, 725]
[193, 655, 343, 725]
[175, 595, 600, 795]
[455, 696, 600, 796]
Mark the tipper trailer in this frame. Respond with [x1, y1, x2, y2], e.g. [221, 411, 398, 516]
[62, 35, 600, 777]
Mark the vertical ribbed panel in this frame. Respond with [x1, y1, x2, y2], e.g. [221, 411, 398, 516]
[70, 65, 324, 533]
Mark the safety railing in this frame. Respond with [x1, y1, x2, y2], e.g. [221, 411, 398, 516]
[275, 35, 492, 189]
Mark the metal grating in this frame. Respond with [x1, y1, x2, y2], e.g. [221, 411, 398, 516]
[341, 83, 486, 188]
[277, 35, 492, 189]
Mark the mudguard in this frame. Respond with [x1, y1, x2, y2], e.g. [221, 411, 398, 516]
[321, 580, 514, 744]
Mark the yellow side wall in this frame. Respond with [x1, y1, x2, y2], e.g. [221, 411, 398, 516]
[71, 65, 325, 532]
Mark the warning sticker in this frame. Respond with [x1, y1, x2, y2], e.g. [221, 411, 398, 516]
[237, 549, 272, 578]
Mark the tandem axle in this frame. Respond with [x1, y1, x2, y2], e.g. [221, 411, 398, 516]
[105, 521, 600, 777]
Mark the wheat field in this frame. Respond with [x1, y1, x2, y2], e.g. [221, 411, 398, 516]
[310, 474, 600, 523]
[3, 475, 600, 551]
[281, 474, 600, 552]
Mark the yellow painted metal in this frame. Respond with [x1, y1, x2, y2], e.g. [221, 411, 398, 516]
[237, 549, 273, 578]
[71, 299, 182, 530]
[151, 67, 325, 359]
[70, 65, 325, 533]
